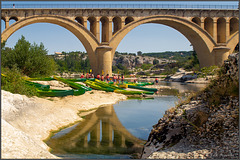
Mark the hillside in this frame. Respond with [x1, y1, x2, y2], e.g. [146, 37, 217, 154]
[142, 53, 239, 159]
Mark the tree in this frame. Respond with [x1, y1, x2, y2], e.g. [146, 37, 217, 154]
[153, 59, 159, 65]
[1, 36, 57, 77]
[137, 51, 142, 56]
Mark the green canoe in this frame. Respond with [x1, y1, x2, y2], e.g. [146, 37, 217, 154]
[84, 80, 114, 92]
[95, 79, 123, 90]
[37, 88, 85, 97]
[37, 89, 74, 97]
[68, 78, 95, 82]
[26, 77, 55, 81]
[128, 85, 158, 92]
[54, 76, 91, 92]
[25, 80, 50, 90]
[114, 89, 154, 95]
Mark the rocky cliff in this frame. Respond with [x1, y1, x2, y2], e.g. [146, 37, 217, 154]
[141, 53, 239, 159]
[112, 55, 173, 69]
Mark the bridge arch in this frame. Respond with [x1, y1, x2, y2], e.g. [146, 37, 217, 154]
[204, 17, 213, 37]
[227, 32, 239, 54]
[192, 17, 201, 26]
[125, 16, 134, 25]
[110, 15, 217, 68]
[230, 17, 239, 36]
[75, 16, 84, 25]
[112, 16, 122, 35]
[1, 15, 100, 73]
[217, 17, 226, 43]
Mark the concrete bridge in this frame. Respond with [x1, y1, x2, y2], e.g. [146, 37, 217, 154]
[1, 8, 239, 75]
[46, 105, 145, 155]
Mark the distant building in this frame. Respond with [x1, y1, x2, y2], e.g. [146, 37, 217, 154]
[54, 52, 65, 60]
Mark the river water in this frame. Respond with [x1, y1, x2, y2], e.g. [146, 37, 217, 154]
[46, 82, 208, 159]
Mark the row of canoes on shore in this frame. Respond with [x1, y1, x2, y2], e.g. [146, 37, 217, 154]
[20, 76, 158, 97]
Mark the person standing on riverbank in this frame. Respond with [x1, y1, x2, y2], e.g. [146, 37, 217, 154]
[106, 74, 110, 83]
[96, 74, 100, 80]
[101, 75, 104, 81]
[113, 74, 117, 84]
[117, 75, 121, 84]
[86, 73, 89, 79]
[80, 73, 84, 78]
[155, 78, 158, 84]
[121, 74, 124, 84]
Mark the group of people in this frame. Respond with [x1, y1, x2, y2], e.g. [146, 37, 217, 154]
[80, 73, 125, 84]
[80, 72, 159, 84]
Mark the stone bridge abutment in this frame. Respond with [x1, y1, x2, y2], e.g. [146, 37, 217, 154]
[1, 8, 239, 75]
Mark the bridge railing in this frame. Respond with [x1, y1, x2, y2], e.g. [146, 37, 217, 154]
[1, 3, 238, 9]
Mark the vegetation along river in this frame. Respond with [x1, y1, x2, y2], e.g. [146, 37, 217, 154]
[46, 82, 208, 159]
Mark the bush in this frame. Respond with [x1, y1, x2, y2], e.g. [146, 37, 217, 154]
[1, 36, 57, 77]
[1, 66, 38, 97]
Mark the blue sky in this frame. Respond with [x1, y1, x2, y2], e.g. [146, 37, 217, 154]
[1, 1, 239, 54]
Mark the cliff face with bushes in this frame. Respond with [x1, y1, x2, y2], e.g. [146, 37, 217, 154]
[141, 53, 239, 159]
[112, 55, 175, 69]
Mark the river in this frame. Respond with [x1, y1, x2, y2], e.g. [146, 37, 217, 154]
[45, 82, 208, 159]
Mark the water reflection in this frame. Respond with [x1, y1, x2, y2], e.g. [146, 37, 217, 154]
[46, 105, 145, 157]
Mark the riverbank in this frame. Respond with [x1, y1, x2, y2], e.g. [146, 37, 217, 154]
[1, 90, 127, 159]
[141, 53, 239, 159]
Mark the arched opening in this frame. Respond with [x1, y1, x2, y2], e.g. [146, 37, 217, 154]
[110, 15, 216, 68]
[5, 23, 86, 54]
[204, 17, 213, 37]
[4, 23, 92, 73]
[9, 16, 18, 26]
[88, 16, 97, 37]
[100, 16, 109, 42]
[112, 16, 122, 35]
[125, 17, 134, 25]
[115, 23, 193, 71]
[75, 17, 84, 25]
[217, 17, 226, 43]
[1, 17, 6, 32]
[192, 17, 201, 26]
[230, 17, 239, 36]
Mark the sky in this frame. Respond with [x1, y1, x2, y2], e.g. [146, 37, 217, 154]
[1, 1, 239, 55]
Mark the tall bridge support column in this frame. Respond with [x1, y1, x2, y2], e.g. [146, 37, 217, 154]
[96, 45, 112, 76]
[212, 47, 231, 66]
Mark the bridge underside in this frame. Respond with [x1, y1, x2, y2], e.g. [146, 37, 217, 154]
[1, 8, 239, 75]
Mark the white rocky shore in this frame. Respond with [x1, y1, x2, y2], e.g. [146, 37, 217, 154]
[142, 53, 239, 159]
[1, 90, 127, 159]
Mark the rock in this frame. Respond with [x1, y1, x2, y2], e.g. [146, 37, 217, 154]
[142, 53, 239, 159]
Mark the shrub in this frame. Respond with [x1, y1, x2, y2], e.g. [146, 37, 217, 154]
[1, 66, 38, 97]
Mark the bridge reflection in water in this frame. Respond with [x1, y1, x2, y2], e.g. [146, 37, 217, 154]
[46, 105, 146, 156]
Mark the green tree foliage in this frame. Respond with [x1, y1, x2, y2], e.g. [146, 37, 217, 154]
[1, 66, 38, 97]
[153, 59, 159, 65]
[143, 51, 193, 59]
[140, 63, 153, 70]
[54, 51, 91, 73]
[1, 36, 57, 77]
[137, 51, 142, 56]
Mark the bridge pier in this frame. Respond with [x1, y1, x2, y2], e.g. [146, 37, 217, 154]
[212, 46, 231, 66]
[96, 45, 113, 76]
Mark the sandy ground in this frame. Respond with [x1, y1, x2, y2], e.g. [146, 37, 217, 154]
[1, 89, 127, 159]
